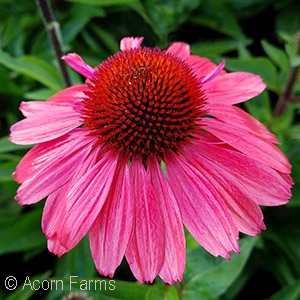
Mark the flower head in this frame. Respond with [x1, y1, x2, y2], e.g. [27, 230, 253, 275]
[10, 37, 293, 284]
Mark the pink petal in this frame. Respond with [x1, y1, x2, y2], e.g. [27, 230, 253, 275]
[57, 151, 118, 251]
[125, 158, 165, 283]
[183, 146, 266, 236]
[43, 185, 70, 257]
[192, 135, 292, 206]
[148, 158, 185, 284]
[48, 84, 88, 103]
[204, 72, 266, 104]
[42, 144, 102, 251]
[167, 42, 226, 82]
[42, 184, 69, 239]
[200, 60, 225, 84]
[47, 235, 68, 257]
[19, 101, 61, 118]
[14, 129, 95, 204]
[203, 118, 291, 173]
[19, 100, 81, 118]
[10, 102, 82, 145]
[62, 53, 94, 79]
[207, 103, 278, 144]
[120, 37, 144, 51]
[167, 153, 239, 259]
[167, 42, 191, 59]
[19, 85, 86, 117]
[185, 55, 227, 79]
[89, 160, 133, 278]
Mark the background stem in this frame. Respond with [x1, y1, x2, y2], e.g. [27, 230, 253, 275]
[274, 32, 300, 117]
[36, 0, 72, 87]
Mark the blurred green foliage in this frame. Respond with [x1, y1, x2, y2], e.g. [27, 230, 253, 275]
[0, 0, 299, 299]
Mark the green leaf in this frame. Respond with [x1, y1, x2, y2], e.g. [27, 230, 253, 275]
[62, 3, 106, 44]
[191, 39, 251, 59]
[0, 208, 46, 255]
[280, 31, 300, 68]
[223, 0, 270, 19]
[261, 39, 290, 72]
[90, 25, 120, 53]
[275, 3, 300, 36]
[0, 136, 31, 154]
[146, 279, 179, 300]
[47, 277, 151, 300]
[66, 0, 138, 6]
[270, 104, 295, 133]
[0, 66, 24, 96]
[0, 52, 63, 92]
[190, 0, 246, 39]
[284, 126, 300, 206]
[24, 89, 54, 101]
[244, 91, 272, 124]
[0, 160, 18, 182]
[268, 279, 300, 300]
[55, 236, 96, 279]
[130, 0, 201, 46]
[264, 207, 300, 277]
[182, 237, 258, 300]
[0, 16, 21, 49]
[91, 279, 150, 300]
[285, 44, 300, 68]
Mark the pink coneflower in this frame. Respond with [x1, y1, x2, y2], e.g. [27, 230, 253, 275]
[10, 37, 292, 284]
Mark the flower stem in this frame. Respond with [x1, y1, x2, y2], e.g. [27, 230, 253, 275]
[274, 32, 300, 117]
[36, 0, 72, 87]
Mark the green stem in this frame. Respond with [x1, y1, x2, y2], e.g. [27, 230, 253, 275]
[274, 32, 300, 117]
[36, 0, 72, 87]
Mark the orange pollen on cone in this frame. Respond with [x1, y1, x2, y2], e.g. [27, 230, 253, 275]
[82, 47, 206, 163]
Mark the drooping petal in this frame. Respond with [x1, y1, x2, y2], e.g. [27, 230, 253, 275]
[185, 55, 227, 79]
[125, 158, 165, 283]
[204, 72, 266, 104]
[200, 60, 225, 84]
[192, 135, 292, 206]
[89, 158, 134, 278]
[183, 146, 266, 236]
[167, 153, 239, 259]
[10, 102, 82, 145]
[62, 53, 94, 79]
[57, 151, 118, 251]
[14, 129, 95, 204]
[203, 117, 291, 173]
[207, 103, 278, 143]
[120, 37, 144, 51]
[148, 158, 185, 284]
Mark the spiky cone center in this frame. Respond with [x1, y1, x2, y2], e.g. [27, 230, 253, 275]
[82, 47, 206, 165]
